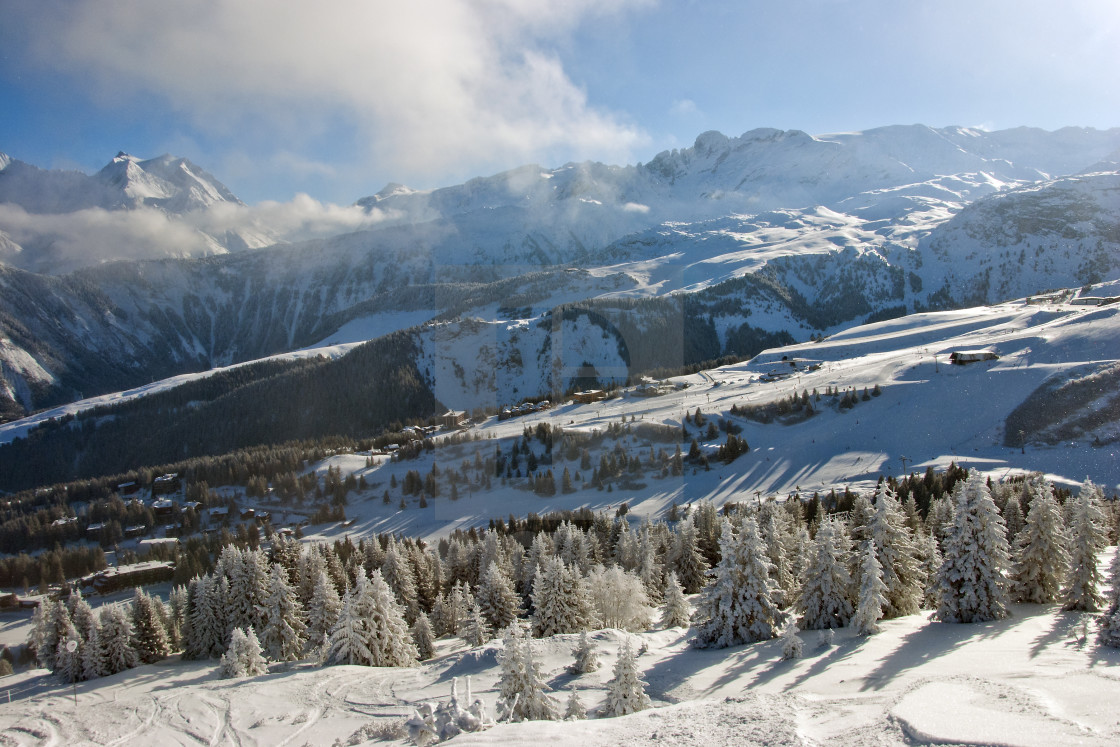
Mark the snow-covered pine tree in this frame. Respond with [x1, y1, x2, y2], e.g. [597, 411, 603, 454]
[131, 588, 171, 664]
[637, 524, 663, 602]
[412, 612, 436, 661]
[307, 568, 342, 649]
[669, 519, 709, 594]
[54, 623, 82, 683]
[69, 591, 96, 645]
[81, 615, 108, 681]
[461, 602, 491, 647]
[27, 600, 49, 669]
[239, 548, 273, 635]
[477, 561, 521, 632]
[853, 540, 888, 636]
[188, 574, 228, 659]
[495, 624, 558, 722]
[569, 630, 599, 674]
[261, 562, 307, 661]
[1011, 479, 1069, 604]
[602, 638, 651, 717]
[780, 619, 803, 659]
[444, 581, 471, 636]
[915, 530, 943, 609]
[298, 547, 328, 608]
[564, 690, 586, 720]
[797, 517, 854, 631]
[693, 517, 783, 648]
[531, 557, 591, 638]
[36, 599, 70, 670]
[219, 627, 268, 678]
[99, 604, 139, 674]
[169, 584, 190, 652]
[326, 569, 417, 667]
[1097, 550, 1120, 647]
[1062, 480, 1108, 612]
[936, 473, 1012, 623]
[659, 571, 691, 629]
[381, 543, 421, 623]
[760, 503, 795, 607]
[1002, 493, 1025, 542]
[869, 485, 924, 618]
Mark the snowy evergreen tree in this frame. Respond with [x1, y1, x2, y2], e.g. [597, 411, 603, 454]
[760, 504, 795, 607]
[869, 485, 924, 618]
[307, 569, 342, 650]
[69, 591, 96, 645]
[1011, 480, 1069, 604]
[693, 517, 783, 648]
[569, 630, 599, 674]
[1002, 493, 1025, 542]
[54, 624, 82, 683]
[632, 521, 662, 599]
[797, 517, 854, 631]
[412, 613, 436, 661]
[461, 602, 491, 647]
[1097, 550, 1120, 647]
[442, 581, 472, 636]
[298, 547, 328, 607]
[382, 543, 421, 623]
[564, 690, 587, 720]
[81, 618, 108, 681]
[261, 563, 307, 661]
[477, 561, 521, 632]
[916, 530, 943, 609]
[853, 540, 888, 636]
[669, 520, 709, 594]
[531, 558, 591, 638]
[780, 619, 803, 659]
[326, 569, 417, 667]
[230, 548, 271, 636]
[99, 604, 138, 674]
[187, 574, 228, 659]
[36, 599, 70, 670]
[151, 595, 179, 653]
[1062, 480, 1108, 612]
[936, 473, 1012, 623]
[169, 584, 190, 651]
[587, 565, 653, 631]
[602, 638, 651, 717]
[659, 572, 691, 629]
[131, 588, 170, 664]
[496, 624, 558, 722]
[219, 627, 268, 678]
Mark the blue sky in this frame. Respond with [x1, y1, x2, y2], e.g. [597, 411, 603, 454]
[1, 0, 1118, 205]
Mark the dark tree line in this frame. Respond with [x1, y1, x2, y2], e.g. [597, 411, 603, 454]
[0, 331, 438, 492]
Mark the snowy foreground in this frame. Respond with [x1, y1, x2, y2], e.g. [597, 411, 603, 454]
[2, 593, 1119, 746]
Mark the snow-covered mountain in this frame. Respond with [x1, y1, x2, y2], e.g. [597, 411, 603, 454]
[0, 151, 242, 214]
[0, 151, 277, 273]
[1, 125, 1119, 423]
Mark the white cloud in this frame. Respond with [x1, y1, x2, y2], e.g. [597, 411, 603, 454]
[0, 197, 396, 273]
[13, 0, 652, 189]
[670, 98, 702, 117]
[0, 203, 215, 272]
[188, 196, 393, 244]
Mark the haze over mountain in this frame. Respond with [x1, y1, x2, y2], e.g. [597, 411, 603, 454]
[0, 124, 1118, 430]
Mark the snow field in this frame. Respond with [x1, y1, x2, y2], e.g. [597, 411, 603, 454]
[2, 595, 1119, 745]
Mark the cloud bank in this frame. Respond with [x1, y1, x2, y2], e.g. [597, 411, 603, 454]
[10, 0, 651, 193]
[0, 197, 395, 275]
